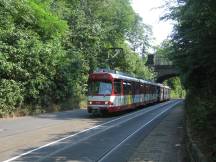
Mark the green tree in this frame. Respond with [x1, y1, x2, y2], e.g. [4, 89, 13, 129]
[0, 0, 69, 114]
[165, 0, 216, 160]
[0, 0, 155, 116]
[163, 77, 185, 98]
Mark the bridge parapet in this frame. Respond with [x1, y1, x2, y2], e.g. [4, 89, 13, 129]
[154, 56, 173, 66]
[146, 54, 173, 66]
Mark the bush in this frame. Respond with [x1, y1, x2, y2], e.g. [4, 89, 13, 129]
[0, 79, 23, 116]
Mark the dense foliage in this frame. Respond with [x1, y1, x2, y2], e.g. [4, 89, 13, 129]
[0, 0, 154, 116]
[165, 0, 216, 160]
[163, 77, 185, 99]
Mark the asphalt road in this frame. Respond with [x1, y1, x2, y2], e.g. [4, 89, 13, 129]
[1, 100, 182, 162]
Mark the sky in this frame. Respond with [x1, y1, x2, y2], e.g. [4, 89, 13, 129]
[131, 0, 173, 45]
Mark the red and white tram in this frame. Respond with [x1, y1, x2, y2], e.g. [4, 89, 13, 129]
[87, 69, 171, 115]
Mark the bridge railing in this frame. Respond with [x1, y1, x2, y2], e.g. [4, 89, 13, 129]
[154, 56, 173, 66]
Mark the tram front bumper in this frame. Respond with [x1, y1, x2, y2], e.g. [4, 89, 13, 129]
[87, 106, 108, 113]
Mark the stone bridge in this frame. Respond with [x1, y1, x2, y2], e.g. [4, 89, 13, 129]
[146, 54, 179, 83]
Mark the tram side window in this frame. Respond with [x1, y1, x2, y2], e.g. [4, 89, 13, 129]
[123, 82, 128, 95]
[140, 84, 144, 94]
[144, 84, 147, 94]
[147, 85, 150, 94]
[150, 85, 153, 94]
[148, 85, 151, 94]
[123, 81, 131, 95]
[131, 82, 135, 95]
[114, 80, 122, 95]
[154, 86, 157, 94]
[135, 82, 140, 94]
[149, 86, 151, 94]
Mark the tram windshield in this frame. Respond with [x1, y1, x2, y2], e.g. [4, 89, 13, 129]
[88, 80, 112, 95]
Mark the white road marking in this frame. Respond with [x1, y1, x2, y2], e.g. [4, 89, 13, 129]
[175, 144, 181, 147]
[98, 100, 181, 162]
[35, 104, 167, 162]
[2, 100, 176, 162]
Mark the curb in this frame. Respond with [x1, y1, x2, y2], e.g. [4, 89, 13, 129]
[185, 121, 208, 162]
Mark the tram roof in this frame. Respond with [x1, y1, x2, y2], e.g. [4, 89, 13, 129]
[111, 73, 159, 86]
[92, 69, 170, 89]
[92, 71, 158, 86]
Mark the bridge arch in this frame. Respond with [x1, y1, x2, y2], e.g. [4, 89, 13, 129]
[146, 54, 180, 83]
[156, 73, 179, 83]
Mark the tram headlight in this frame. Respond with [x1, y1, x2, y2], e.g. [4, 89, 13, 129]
[89, 101, 92, 105]
[104, 101, 113, 105]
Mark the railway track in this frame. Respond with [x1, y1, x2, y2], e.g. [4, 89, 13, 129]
[3, 100, 182, 162]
